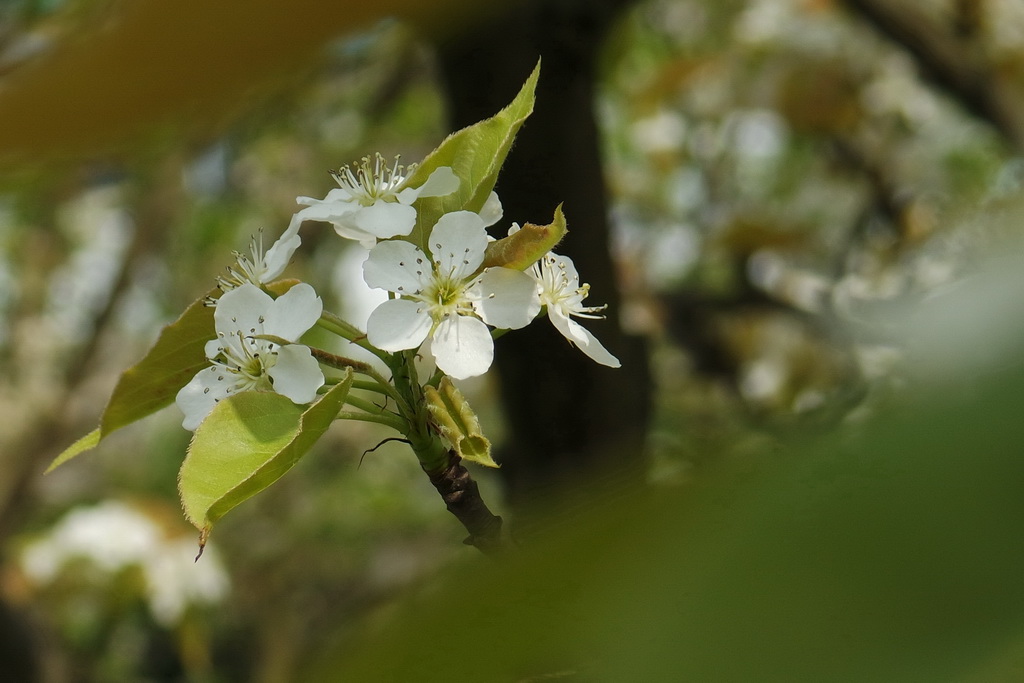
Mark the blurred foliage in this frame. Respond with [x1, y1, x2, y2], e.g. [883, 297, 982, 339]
[599, 0, 1018, 475]
[309, 353, 1024, 681]
[1, 0, 1024, 680]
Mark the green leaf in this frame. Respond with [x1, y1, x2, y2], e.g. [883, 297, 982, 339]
[179, 369, 353, 546]
[48, 280, 304, 472]
[48, 290, 217, 471]
[482, 204, 567, 271]
[308, 366, 1024, 682]
[45, 428, 100, 473]
[101, 291, 216, 435]
[404, 60, 540, 251]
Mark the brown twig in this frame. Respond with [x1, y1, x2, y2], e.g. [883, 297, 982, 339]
[424, 451, 505, 555]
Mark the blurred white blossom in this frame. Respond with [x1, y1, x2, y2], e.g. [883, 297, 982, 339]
[20, 500, 229, 626]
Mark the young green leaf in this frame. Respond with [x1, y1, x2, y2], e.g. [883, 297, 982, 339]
[48, 290, 217, 471]
[482, 204, 567, 271]
[101, 291, 217, 435]
[46, 429, 100, 473]
[179, 368, 354, 548]
[49, 280, 305, 472]
[404, 60, 540, 250]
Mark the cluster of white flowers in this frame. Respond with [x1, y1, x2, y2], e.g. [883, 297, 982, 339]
[175, 154, 619, 428]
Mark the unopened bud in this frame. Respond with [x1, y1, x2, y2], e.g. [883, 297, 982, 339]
[482, 204, 567, 271]
[424, 377, 497, 468]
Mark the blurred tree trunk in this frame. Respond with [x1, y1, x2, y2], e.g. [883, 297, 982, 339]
[437, 0, 650, 515]
[0, 598, 37, 683]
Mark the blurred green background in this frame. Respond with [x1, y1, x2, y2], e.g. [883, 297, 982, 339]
[2, 0, 1024, 680]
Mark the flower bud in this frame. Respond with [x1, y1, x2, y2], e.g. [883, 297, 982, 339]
[482, 204, 567, 271]
[424, 377, 497, 468]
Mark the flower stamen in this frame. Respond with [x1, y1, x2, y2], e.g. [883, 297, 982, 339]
[330, 153, 414, 205]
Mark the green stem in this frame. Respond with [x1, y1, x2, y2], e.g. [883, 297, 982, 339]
[365, 365, 412, 416]
[308, 346, 410, 415]
[351, 379, 389, 394]
[344, 394, 398, 419]
[382, 350, 447, 471]
[402, 348, 422, 388]
[316, 309, 388, 361]
[307, 347, 375, 375]
[405, 427, 449, 472]
[335, 410, 406, 432]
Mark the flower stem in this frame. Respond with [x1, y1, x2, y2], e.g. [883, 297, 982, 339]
[350, 379, 389, 394]
[344, 394, 399, 421]
[335, 410, 407, 432]
[307, 346, 411, 415]
[307, 347, 375, 375]
[316, 309, 388, 361]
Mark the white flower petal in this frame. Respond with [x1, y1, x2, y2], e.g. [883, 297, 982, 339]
[332, 222, 378, 249]
[474, 268, 541, 329]
[295, 192, 381, 246]
[178, 284, 328, 430]
[204, 338, 224, 360]
[217, 332, 255, 367]
[366, 298, 432, 352]
[397, 166, 460, 204]
[294, 199, 373, 247]
[261, 215, 302, 283]
[553, 252, 582, 282]
[478, 191, 503, 228]
[263, 283, 322, 341]
[215, 284, 274, 337]
[363, 240, 428, 294]
[428, 211, 488, 278]
[415, 337, 438, 377]
[353, 201, 417, 240]
[547, 308, 621, 368]
[175, 367, 235, 431]
[268, 345, 325, 404]
[431, 315, 494, 379]
[294, 190, 359, 220]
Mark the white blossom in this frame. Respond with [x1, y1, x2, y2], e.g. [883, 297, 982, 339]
[218, 215, 302, 291]
[294, 154, 460, 248]
[19, 500, 229, 627]
[176, 283, 325, 430]
[477, 190, 504, 228]
[531, 252, 621, 368]
[362, 211, 540, 379]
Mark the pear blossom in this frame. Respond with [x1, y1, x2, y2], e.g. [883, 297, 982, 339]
[294, 154, 460, 248]
[217, 214, 302, 291]
[19, 500, 229, 627]
[363, 210, 540, 379]
[176, 283, 325, 430]
[530, 252, 621, 368]
[477, 190, 504, 228]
